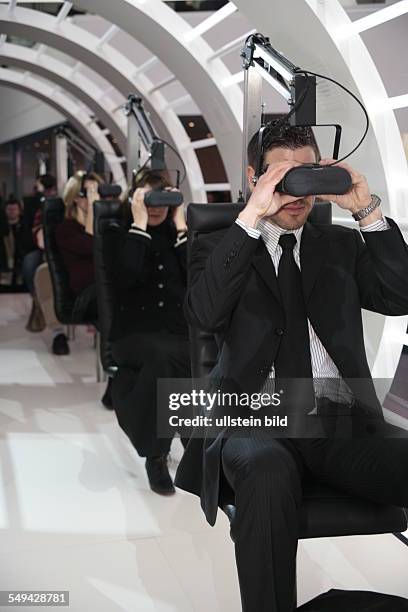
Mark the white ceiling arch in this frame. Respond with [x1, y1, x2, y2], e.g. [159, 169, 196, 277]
[75, 0, 245, 195]
[0, 3, 206, 201]
[0, 67, 126, 187]
[0, 42, 127, 151]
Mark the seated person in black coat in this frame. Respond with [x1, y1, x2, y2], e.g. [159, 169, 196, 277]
[105, 170, 191, 495]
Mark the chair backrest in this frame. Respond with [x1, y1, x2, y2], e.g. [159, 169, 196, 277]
[187, 201, 332, 379]
[93, 200, 122, 374]
[43, 197, 77, 324]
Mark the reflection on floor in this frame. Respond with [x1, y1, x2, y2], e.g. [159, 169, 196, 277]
[0, 294, 407, 611]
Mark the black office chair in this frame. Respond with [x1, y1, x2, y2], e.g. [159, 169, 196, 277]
[43, 197, 96, 326]
[187, 202, 407, 543]
[93, 200, 120, 378]
[92, 200, 148, 416]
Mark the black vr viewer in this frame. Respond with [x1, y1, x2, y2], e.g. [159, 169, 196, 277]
[144, 189, 183, 207]
[78, 174, 122, 200]
[253, 124, 352, 197]
[275, 164, 352, 197]
[130, 167, 183, 208]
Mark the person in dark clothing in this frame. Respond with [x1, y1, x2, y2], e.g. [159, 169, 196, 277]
[175, 121, 408, 612]
[22, 174, 64, 342]
[0, 196, 31, 291]
[104, 170, 191, 495]
[22, 173, 58, 293]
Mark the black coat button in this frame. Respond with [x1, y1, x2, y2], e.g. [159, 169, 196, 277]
[275, 328, 285, 336]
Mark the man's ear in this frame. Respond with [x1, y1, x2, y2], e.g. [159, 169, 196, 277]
[247, 165, 256, 192]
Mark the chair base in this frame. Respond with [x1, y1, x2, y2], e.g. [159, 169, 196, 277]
[223, 483, 407, 542]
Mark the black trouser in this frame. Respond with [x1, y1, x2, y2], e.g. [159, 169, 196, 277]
[112, 331, 191, 457]
[221, 429, 408, 612]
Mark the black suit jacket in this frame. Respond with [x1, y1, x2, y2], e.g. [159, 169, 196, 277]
[175, 216, 408, 525]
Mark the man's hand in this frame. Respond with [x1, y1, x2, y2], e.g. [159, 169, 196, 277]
[239, 162, 299, 228]
[169, 188, 187, 232]
[131, 187, 149, 230]
[318, 159, 372, 214]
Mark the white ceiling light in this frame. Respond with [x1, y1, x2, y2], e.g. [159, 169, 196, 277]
[347, 0, 408, 34]
[0, 1, 64, 3]
[388, 93, 408, 110]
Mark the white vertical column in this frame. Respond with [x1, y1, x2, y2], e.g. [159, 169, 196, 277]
[56, 135, 68, 195]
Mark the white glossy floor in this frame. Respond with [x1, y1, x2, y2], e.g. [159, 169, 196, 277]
[0, 294, 407, 611]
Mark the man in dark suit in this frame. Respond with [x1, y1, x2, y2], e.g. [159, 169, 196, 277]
[175, 121, 408, 612]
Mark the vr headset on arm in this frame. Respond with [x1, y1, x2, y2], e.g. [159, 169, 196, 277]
[125, 95, 185, 208]
[241, 34, 370, 199]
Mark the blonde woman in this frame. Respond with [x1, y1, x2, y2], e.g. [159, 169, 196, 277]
[54, 171, 102, 344]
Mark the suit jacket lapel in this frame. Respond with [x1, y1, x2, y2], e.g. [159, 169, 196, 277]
[300, 221, 329, 303]
[251, 238, 281, 305]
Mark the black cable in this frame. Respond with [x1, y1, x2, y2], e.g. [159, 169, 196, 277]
[154, 137, 187, 185]
[278, 70, 310, 126]
[293, 68, 370, 165]
[243, 35, 370, 165]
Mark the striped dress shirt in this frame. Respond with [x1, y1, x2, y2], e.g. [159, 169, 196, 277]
[235, 214, 389, 404]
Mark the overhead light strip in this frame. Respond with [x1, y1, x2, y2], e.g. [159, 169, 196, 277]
[191, 137, 216, 149]
[349, 0, 408, 34]
[204, 183, 231, 191]
[388, 93, 408, 110]
[185, 2, 237, 42]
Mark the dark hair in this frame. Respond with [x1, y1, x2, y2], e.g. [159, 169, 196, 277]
[38, 173, 57, 191]
[247, 119, 320, 169]
[135, 169, 172, 191]
[5, 195, 22, 209]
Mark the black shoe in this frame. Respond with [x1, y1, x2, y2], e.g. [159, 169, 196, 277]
[101, 378, 114, 410]
[52, 333, 70, 356]
[145, 455, 175, 496]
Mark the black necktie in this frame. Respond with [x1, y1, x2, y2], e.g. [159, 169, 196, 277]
[274, 233, 315, 414]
